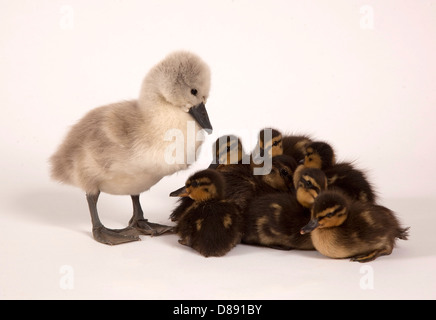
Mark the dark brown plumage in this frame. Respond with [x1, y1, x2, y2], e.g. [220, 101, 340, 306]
[242, 193, 314, 250]
[172, 170, 243, 257]
[170, 135, 246, 222]
[282, 134, 312, 163]
[301, 190, 409, 262]
[303, 141, 377, 203]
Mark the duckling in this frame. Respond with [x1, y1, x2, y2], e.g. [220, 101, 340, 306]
[293, 166, 328, 208]
[50, 51, 212, 245]
[303, 141, 377, 203]
[242, 193, 314, 250]
[282, 133, 312, 163]
[169, 135, 246, 222]
[171, 170, 243, 257]
[300, 190, 409, 262]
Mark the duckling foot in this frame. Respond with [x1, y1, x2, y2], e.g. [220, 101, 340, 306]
[92, 226, 141, 246]
[350, 249, 389, 263]
[130, 219, 175, 236]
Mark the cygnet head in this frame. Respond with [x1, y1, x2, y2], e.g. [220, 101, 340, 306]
[139, 51, 212, 132]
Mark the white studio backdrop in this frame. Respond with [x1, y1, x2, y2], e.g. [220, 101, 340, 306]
[1, 0, 435, 200]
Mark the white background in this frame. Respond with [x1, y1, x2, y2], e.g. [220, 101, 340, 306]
[0, 0, 435, 299]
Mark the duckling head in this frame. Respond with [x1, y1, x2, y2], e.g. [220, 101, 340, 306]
[170, 169, 225, 202]
[210, 135, 245, 169]
[260, 155, 298, 192]
[258, 128, 283, 158]
[303, 141, 335, 170]
[139, 51, 212, 132]
[293, 166, 328, 208]
[300, 190, 349, 234]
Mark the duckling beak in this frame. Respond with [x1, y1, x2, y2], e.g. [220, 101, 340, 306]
[300, 219, 319, 234]
[189, 102, 213, 134]
[169, 186, 189, 197]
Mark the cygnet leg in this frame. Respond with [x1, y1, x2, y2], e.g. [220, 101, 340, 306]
[129, 195, 174, 236]
[86, 192, 141, 245]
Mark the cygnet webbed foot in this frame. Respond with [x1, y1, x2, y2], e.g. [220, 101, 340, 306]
[129, 219, 174, 236]
[92, 226, 141, 246]
[129, 195, 175, 236]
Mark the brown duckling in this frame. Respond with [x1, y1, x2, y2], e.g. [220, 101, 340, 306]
[300, 190, 409, 262]
[242, 193, 314, 250]
[293, 166, 328, 208]
[303, 141, 377, 203]
[171, 170, 243, 257]
[169, 135, 246, 222]
[282, 133, 312, 163]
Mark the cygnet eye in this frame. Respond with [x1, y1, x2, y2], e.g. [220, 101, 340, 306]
[191, 89, 198, 96]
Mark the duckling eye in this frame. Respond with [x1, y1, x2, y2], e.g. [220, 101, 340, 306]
[279, 168, 289, 177]
[191, 89, 198, 96]
[191, 180, 199, 187]
[227, 146, 231, 152]
[326, 212, 334, 218]
[273, 141, 279, 147]
[304, 179, 314, 188]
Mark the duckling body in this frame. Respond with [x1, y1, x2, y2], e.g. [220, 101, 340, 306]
[242, 193, 314, 250]
[50, 51, 212, 245]
[173, 170, 243, 257]
[303, 141, 376, 203]
[170, 135, 246, 222]
[301, 190, 409, 262]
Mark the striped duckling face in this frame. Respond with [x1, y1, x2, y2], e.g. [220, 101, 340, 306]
[303, 141, 336, 170]
[293, 166, 328, 208]
[214, 135, 244, 166]
[258, 128, 283, 158]
[171, 169, 225, 202]
[300, 190, 349, 234]
[260, 155, 298, 192]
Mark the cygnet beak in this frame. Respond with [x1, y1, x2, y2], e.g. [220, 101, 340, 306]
[169, 186, 189, 197]
[189, 102, 213, 134]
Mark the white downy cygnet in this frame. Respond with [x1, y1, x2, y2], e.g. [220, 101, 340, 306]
[50, 51, 212, 245]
